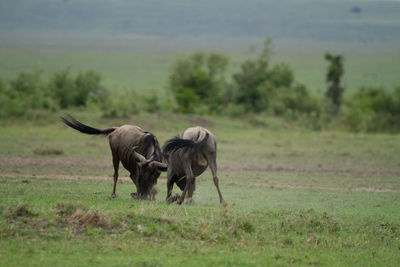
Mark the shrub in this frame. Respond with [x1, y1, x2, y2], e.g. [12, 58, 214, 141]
[272, 84, 321, 117]
[224, 103, 246, 117]
[100, 92, 139, 118]
[343, 86, 400, 132]
[75, 71, 106, 106]
[0, 70, 57, 117]
[49, 70, 106, 108]
[231, 39, 319, 117]
[168, 51, 229, 113]
[231, 40, 272, 112]
[9, 70, 43, 97]
[325, 53, 345, 114]
[48, 70, 75, 109]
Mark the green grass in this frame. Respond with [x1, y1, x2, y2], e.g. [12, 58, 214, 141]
[0, 112, 400, 265]
[1, 38, 399, 97]
[1, 177, 399, 266]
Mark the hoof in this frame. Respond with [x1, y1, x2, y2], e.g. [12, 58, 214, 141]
[111, 193, 116, 199]
[131, 192, 139, 199]
[185, 198, 194, 205]
[166, 193, 180, 203]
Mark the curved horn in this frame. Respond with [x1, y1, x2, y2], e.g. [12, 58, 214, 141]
[132, 147, 148, 166]
[149, 161, 168, 171]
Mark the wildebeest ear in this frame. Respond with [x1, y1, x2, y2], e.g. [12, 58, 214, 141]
[149, 161, 168, 172]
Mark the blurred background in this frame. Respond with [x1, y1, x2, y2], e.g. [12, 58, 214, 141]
[1, 0, 400, 130]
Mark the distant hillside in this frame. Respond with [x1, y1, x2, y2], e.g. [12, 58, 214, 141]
[1, 0, 400, 42]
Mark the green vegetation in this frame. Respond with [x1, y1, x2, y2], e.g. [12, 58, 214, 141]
[0, 112, 399, 266]
[168, 52, 229, 113]
[0, 70, 107, 117]
[343, 86, 400, 133]
[325, 53, 345, 114]
[1, 38, 399, 133]
[166, 40, 399, 132]
[1, 1, 399, 264]
[231, 40, 320, 118]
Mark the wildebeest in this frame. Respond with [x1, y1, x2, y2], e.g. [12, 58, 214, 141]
[61, 115, 167, 200]
[162, 126, 224, 205]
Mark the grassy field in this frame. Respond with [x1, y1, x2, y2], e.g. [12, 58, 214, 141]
[1, 112, 400, 266]
[1, 37, 400, 97]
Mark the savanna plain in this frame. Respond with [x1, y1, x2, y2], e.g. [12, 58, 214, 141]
[1, 110, 400, 266]
[1, 10, 400, 262]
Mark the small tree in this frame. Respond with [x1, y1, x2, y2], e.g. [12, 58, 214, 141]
[48, 70, 75, 109]
[232, 39, 272, 112]
[74, 70, 105, 106]
[48, 70, 105, 109]
[168, 52, 229, 113]
[325, 53, 344, 113]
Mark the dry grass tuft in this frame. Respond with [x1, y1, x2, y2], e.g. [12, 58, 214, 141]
[33, 147, 64, 156]
[68, 209, 111, 228]
[54, 203, 111, 229]
[3, 203, 37, 220]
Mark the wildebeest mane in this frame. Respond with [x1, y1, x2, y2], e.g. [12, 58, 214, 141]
[162, 132, 209, 158]
[61, 115, 115, 136]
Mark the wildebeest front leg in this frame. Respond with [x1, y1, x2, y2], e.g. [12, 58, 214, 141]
[130, 173, 140, 199]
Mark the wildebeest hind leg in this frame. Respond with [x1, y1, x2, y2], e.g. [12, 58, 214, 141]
[166, 176, 175, 202]
[208, 153, 224, 203]
[111, 154, 120, 198]
[177, 166, 194, 205]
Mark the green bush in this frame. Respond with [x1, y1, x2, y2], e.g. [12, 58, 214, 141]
[168, 51, 229, 113]
[139, 94, 161, 113]
[49, 70, 106, 108]
[75, 71, 106, 106]
[272, 85, 321, 117]
[224, 103, 246, 117]
[1, 70, 57, 117]
[343, 86, 400, 132]
[100, 92, 139, 118]
[0, 69, 108, 118]
[232, 60, 271, 112]
[48, 70, 75, 109]
[231, 39, 320, 117]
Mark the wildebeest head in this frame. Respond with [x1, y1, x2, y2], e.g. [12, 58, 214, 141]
[131, 135, 168, 200]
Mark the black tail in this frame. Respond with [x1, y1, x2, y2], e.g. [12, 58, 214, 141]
[162, 132, 209, 158]
[61, 115, 116, 136]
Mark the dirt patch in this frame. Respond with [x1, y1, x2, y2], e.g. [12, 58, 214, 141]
[2, 156, 400, 175]
[2, 172, 399, 193]
[1, 155, 400, 193]
[0, 155, 111, 170]
[0, 172, 128, 181]
[230, 181, 400, 193]
[219, 163, 400, 175]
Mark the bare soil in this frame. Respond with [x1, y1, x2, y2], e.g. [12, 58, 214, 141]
[1, 156, 399, 193]
[1, 155, 400, 175]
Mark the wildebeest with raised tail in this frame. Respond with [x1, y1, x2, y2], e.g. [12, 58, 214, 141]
[61, 115, 167, 200]
[162, 126, 224, 205]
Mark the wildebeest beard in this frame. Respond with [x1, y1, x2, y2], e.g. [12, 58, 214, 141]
[132, 133, 162, 200]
